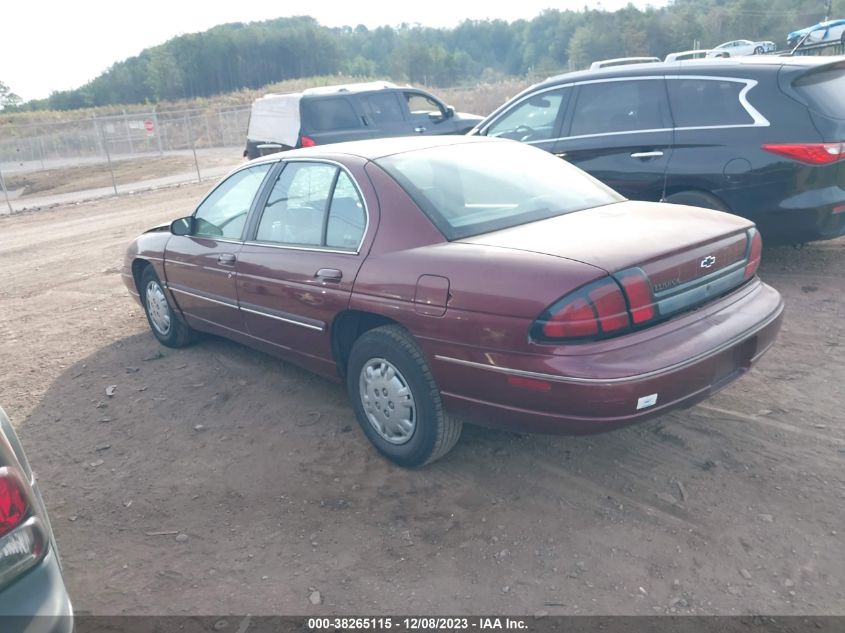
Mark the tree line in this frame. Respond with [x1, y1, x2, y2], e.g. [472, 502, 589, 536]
[7, 0, 831, 111]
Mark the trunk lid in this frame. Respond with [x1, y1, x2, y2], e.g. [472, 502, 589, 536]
[460, 199, 756, 321]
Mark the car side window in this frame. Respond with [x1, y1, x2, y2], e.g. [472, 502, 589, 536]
[668, 79, 754, 127]
[255, 162, 338, 246]
[326, 172, 366, 250]
[362, 93, 405, 124]
[485, 88, 569, 142]
[570, 80, 669, 136]
[305, 98, 360, 131]
[405, 92, 445, 117]
[193, 164, 271, 240]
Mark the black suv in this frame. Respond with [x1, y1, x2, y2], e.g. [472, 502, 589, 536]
[244, 81, 482, 159]
[472, 57, 845, 245]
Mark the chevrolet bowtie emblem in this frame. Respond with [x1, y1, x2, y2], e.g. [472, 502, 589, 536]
[700, 255, 716, 268]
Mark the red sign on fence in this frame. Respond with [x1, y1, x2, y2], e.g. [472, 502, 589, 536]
[143, 120, 155, 136]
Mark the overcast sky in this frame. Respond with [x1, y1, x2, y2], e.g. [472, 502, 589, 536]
[2, 0, 669, 102]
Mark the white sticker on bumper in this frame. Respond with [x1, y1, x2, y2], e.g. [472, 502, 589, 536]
[636, 393, 658, 410]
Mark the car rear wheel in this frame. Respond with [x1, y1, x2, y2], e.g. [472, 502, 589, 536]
[140, 266, 194, 348]
[754, 46, 764, 54]
[665, 190, 729, 213]
[347, 325, 462, 467]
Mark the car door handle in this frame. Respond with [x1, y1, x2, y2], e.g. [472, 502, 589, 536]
[630, 151, 664, 159]
[315, 268, 342, 281]
[414, 127, 426, 133]
[217, 254, 236, 266]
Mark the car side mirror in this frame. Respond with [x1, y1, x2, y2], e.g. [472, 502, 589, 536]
[446, 105, 455, 118]
[170, 216, 194, 236]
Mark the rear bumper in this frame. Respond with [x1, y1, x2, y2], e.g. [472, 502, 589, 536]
[427, 279, 783, 434]
[751, 191, 845, 245]
[0, 549, 73, 632]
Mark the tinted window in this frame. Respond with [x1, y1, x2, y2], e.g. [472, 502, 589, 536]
[305, 98, 360, 131]
[256, 162, 337, 246]
[193, 164, 271, 239]
[668, 79, 754, 127]
[326, 172, 366, 250]
[376, 141, 623, 240]
[362, 93, 405, 124]
[570, 80, 669, 136]
[793, 67, 845, 119]
[486, 88, 568, 142]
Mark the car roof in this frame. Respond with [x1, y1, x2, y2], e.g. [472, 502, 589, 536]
[301, 81, 401, 97]
[540, 55, 834, 86]
[247, 135, 500, 165]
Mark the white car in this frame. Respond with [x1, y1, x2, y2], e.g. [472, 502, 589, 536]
[707, 39, 776, 57]
[788, 19, 845, 48]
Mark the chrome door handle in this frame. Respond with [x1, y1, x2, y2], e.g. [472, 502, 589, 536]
[414, 127, 426, 133]
[217, 254, 236, 266]
[316, 268, 342, 281]
[630, 151, 664, 159]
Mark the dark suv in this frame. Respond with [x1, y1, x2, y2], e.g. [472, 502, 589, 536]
[472, 57, 845, 245]
[244, 81, 482, 159]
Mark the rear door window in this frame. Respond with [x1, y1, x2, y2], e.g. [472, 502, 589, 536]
[305, 98, 361, 131]
[667, 78, 754, 127]
[570, 79, 670, 136]
[793, 67, 845, 119]
[361, 92, 405, 124]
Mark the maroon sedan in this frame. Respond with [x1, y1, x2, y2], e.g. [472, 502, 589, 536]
[122, 136, 783, 467]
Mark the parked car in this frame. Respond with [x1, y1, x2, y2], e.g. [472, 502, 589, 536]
[665, 49, 728, 62]
[471, 56, 845, 245]
[589, 57, 660, 70]
[243, 81, 483, 159]
[707, 39, 776, 57]
[787, 19, 845, 48]
[0, 406, 72, 631]
[123, 136, 783, 467]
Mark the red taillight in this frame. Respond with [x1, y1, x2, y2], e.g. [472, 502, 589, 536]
[300, 135, 317, 148]
[744, 228, 763, 279]
[762, 142, 845, 165]
[535, 278, 631, 342]
[0, 471, 29, 539]
[616, 269, 656, 324]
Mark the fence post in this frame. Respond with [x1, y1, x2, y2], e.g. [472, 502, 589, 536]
[152, 109, 163, 156]
[97, 120, 119, 195]
[123, 108, 134, 155]
[0, 165, 13, 214]
[183, 112, 201, 183]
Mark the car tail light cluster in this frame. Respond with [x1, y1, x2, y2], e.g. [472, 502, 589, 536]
[300, 135, 317, 148]
[762, 142, 845, 165]
[0, 465, 47, 589]
[532, 275, 644, 343]
[744, 228, 763, 280]
[532, 229, 762, 343]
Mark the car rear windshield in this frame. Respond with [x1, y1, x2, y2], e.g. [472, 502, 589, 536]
[793, 66, 845, 119]
[375, 141, 623, 240]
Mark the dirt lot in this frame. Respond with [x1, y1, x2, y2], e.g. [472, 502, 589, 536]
[0, 186, 843, 616]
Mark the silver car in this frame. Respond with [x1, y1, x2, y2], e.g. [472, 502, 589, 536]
[0, 406, 72, 631]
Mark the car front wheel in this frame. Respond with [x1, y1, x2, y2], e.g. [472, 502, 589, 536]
[140, 266, 194, 348]
[347, 325, 462, 467]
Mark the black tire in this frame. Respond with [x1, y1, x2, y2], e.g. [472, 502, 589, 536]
[139, 266, 194, 348]
[754, 46, 764, 55]
[664, 190, 729, 213]
[346, 325, 462, 467]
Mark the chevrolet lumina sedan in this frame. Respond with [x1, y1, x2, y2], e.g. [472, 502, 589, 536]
[122, 136, 783, 467]
[0, 406, 72, 631]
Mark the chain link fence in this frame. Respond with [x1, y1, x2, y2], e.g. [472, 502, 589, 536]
[0, 106, 251, 213]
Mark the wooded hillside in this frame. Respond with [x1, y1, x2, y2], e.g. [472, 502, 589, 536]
[24, 0, 829, 110]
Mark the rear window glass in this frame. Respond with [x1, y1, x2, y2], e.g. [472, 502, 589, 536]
[571, 80, 669, 136]
[793, 67, 845, 119]
[668, 79, 754, 127]
[305, 98, 360, 131]
[375, 141, 623, 240]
